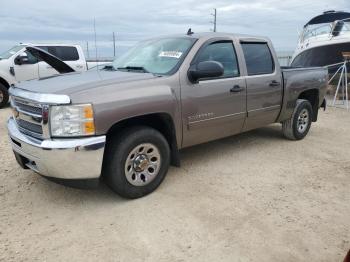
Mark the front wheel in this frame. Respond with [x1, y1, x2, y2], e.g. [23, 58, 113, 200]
[103, 126, 170, 199]
[0, 83, 9, 109]
[282, 99, 313, 140]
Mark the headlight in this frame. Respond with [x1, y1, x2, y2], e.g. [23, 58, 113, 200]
[50, 104, 95, 137]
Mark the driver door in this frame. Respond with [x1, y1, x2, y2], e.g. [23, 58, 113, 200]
[13, 51, 39, 82]
[181, 39, 246, 147]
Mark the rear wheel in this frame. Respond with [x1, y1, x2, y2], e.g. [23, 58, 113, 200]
[0, 83, 9, 109]
[103, 126, 170, 199]
[282, 99, 313, 140]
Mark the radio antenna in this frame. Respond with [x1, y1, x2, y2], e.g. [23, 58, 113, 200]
[94, 18, 98, 70]
[187, 28, 194, 35]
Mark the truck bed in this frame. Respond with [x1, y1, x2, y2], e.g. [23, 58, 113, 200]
[277, 66, 328, 123]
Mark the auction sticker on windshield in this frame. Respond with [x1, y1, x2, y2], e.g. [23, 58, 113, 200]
[159, 51, 183, 59]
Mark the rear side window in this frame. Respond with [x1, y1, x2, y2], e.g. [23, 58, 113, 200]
[241, 43, 274, 75]
[54, 46, 79, 61]
[36, 46, 79, 61]
[195, 41, 240, 78]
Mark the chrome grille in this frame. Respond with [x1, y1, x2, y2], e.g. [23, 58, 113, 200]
[13, 99, 42, 115]
[11, 96, 44, 140]
[17, 119, 43, 134]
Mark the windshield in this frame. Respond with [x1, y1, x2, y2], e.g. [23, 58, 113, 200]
[302, 19, 350, 41]
[302, 24, 332, 40]
[0, 45, 23, 60]
[112, 37, 196, 75]
[341, 21, 350, 35]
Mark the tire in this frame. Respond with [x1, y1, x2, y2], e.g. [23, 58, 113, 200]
[0, 83, 9, 109]
[103, 126, 170, 199]
[282, 99, 313, 140]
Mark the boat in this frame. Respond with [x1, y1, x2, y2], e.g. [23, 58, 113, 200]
[290, 10, 350, 72]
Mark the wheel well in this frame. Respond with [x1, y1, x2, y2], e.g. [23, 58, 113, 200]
[106, 113, 180, 167]
[0, 77, 10, 88]
[298, 89, 319, 121]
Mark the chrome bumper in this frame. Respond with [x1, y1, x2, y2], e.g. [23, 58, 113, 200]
[7, 117, 106, 179]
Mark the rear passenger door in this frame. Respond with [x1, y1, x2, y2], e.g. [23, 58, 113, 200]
[37, 46, 84, 78]
[37, 46, 57, 78]
[240, 42, 282, 131]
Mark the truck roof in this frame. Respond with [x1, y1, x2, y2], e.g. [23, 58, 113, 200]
[19, 43, 81, 47]
[154, 32, 271, 43]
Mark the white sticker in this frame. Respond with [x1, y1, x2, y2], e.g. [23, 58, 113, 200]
[159, 51, 183, 59]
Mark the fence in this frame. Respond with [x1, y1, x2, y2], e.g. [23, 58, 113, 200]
[277, 55, 293, 67]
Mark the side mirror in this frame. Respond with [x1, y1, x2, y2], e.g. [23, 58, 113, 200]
[14, 53, 29, 65]
[188, 61, 224, 83]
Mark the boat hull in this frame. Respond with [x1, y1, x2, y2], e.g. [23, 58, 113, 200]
[291, 42, 350, 73]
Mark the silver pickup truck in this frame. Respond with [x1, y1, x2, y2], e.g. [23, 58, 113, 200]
[7, 32, 327, 198]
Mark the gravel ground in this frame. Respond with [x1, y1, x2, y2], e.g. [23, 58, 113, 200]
[0, 106, 349, 262]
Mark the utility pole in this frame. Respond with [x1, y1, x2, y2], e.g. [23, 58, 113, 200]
[113, 32, 116, 58]
[211, 8, 217, 32]
[86, 41, 89, 59]
[93, 18, 98, 69]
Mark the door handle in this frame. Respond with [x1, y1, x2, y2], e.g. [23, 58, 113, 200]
[230, 85, 244, 93]
[269, 80, 280, 87]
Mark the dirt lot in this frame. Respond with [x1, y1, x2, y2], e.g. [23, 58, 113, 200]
[0, 106, 349, 262]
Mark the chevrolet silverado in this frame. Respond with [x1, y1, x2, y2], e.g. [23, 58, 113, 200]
[7, 32, 327, 198]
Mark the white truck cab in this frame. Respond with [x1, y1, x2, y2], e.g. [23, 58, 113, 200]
[0, 44, 88, 107]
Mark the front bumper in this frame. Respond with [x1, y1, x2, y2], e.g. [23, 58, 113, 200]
[7, 117, 106, 180]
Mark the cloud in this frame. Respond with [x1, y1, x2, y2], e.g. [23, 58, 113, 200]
[0, 0, 349, 56]
[218, 2, 277, 12]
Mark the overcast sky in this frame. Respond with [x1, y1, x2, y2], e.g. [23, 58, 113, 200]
[0, 0, 349, 57]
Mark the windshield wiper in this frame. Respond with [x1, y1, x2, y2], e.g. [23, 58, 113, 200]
[102, 65, 116, 71]
[117, 66, 149, 73]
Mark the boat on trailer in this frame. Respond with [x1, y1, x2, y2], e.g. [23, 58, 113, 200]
[291, 10, 350, 72]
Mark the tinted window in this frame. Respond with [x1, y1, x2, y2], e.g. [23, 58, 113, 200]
[36, 46, 79, 61]
[54, 46, 79, 61]
[241, 43, 274, 75]
[23, 51, 39, 64]
[196, 41, 239, 78]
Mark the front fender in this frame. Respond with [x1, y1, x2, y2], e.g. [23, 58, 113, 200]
[90, 82, 181, 147]
[95, 84, 178, 129]
[68, 74, 182, 147]
[0, 70, 16, 86]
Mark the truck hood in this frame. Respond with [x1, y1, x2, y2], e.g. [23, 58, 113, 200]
[15, 69, 157, 95]
[0, 58, 10, 65]
[15, 46, 157, 95]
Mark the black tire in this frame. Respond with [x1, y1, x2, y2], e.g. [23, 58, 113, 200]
[282, 99, 313, 140]
[0, 83, 9, 109]
[103, 126, 170, 199]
